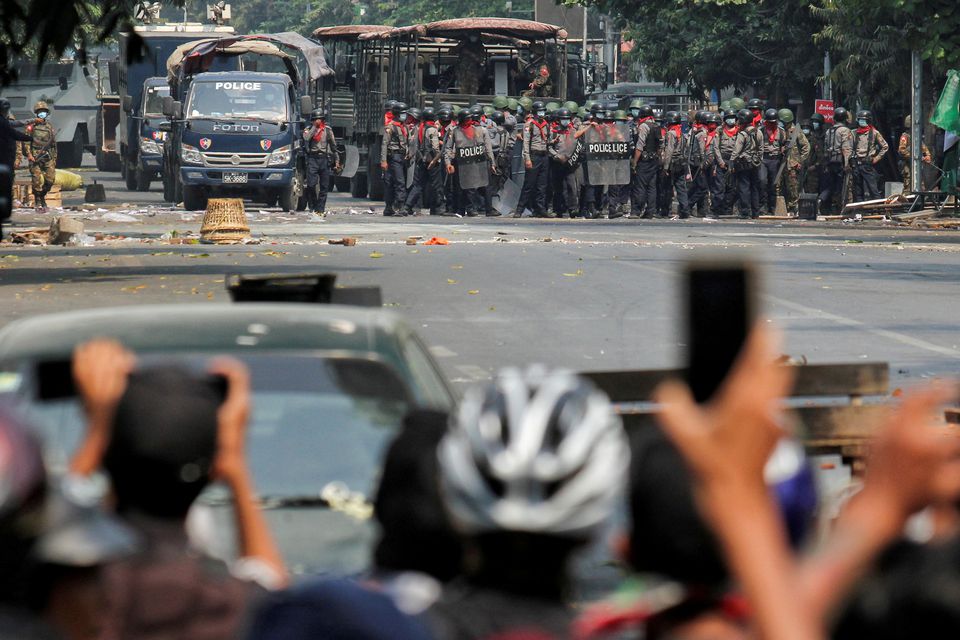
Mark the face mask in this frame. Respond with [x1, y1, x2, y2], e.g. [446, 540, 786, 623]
[630, 109, 640, 118]
[560, 119, 570, 127]
[37, 112, 49, 120]
[725, 118, 736, 126]
[812, 122, 820, 130]
[857, 119, 868, 127]
[536, 111, 546, 118]
[801, 128, 811, 136]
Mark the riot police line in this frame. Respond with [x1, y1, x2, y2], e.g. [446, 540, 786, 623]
[377, 95, 893, 220]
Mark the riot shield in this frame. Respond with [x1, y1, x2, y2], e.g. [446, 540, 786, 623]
[584, 123, 632, 186]
[552, 131, 579, 167]
[495, 177, 522, 215]
[454, 130, 490, 190]
[340, 144, 360, 179]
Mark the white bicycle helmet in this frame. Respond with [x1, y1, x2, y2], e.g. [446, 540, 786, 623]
[438, 366, 629, 539]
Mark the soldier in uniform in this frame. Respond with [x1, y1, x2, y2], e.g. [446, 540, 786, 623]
[700, 112, 721, 218]
[711, 109, 740, 217]
[850, 109, 889, 202]
[404, 107, 445, 216]
[778, 108, 810, 214]
[661, 111, 690, 218]
[729, 108, 760, 218]
[547, 107, 580, 218]
[686, 112, 710, 218]
[805, 113, 827, 195]
[514, 101, 550, 218]
[302, 108, 341, 215]
[758, 108, 786, 216]
[818, 106, 853, 214]
[380, 101, 409, 216]
[444, 110, 496, 217]
[25, 101, 57, 212]
[630, 103, 660, 219]
[453, 34, 486, 95]
[898, 115, 931, 192]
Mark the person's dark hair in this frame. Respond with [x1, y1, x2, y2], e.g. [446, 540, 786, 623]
[103, 366, 221, 519]
[470, 532, 581, 600]
[373, 409, 463, 582]
[627, 418, 728, 587]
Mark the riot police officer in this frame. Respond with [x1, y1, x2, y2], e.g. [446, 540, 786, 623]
[711, 109, 740, 216]
[26, 100, 57, 212]
[818, 106, 853, 214]
[686, 111, 710, 217]
[302, 108, 341, 215]
[630, 103, 660, 219]
[405, 107, 445, 216]
[661, 111, 690, 218]
[548, 107, 581, 218]
[445, 110, 496, 217]
[850, 109, 889, 202]
[729, 108, 760, 218]
[759, 108, 786, 216]
[514, 100, 550, 217]
[380, 101, 409, 215]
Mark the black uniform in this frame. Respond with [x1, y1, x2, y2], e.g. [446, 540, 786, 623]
[406, 120, 445, 215]
[381, 119, 409, 215]
[630, 118, 660, 218]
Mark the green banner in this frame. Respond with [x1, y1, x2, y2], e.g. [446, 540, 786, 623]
[931, 69, 960, 135]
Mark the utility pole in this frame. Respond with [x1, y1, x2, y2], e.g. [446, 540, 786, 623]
[582, 5, 588, 59]
[823, 51, 832, 101]
[910, 50, 923, 193]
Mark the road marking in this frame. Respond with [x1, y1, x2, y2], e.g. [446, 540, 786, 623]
[429, 345, 458, 358]
[455, 365, 490, 381]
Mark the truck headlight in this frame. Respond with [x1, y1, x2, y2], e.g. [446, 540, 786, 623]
[141, 138, 161, 155]
[181, 143, 202, 164]
[267, 145, 291, 166]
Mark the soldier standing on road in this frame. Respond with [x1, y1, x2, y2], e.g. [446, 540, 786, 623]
[26, 101, 57, 212]
[453, 34, 486, 96]
[380, 101, 409, 216]
[661, 111, 690, 219]
[444, 110, 496, 217]
[758, 108, 786, 216]
[729, 108, 760, 218]
[548, 108, 581, 218]
[700, 112, 721, 218]
[302, 109, 341, 215]
[630, 103, 661, 219]
[514, 101, 550, 218]
[898, 115, 931, 193]
[850, 109, 889, 203]
[806, 113, 827, 196]
[686, 112, 710, 218]
[818, 107, 853, 214]
[711, 109, 740, 217]
[404, 107, 445, 216]
[778, 108, 810, 214]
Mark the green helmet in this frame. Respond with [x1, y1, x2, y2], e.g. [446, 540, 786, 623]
[584, 99, 596, 111]
[492, 95, 509, 110]
[729, 97, 745, 111]
[777, 108, 794, 124]
[719, 100, 731, 112]
[483, 105, 495, 116]
[519, 96, 534, 110]
[614, 110, 629, 121]
[545, 101, 560, 113]
[563, 100, 578, 112]
[506, 98, 519, 113]
[629, 98, 643, 110]
[577, 107, 587, 118]
[452, 105, 462, 115]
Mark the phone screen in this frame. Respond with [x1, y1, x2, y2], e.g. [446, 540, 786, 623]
[684, 262, 754, 403]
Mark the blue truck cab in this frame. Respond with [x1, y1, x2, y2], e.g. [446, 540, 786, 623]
[123, 77, 169, 191]
[167, 71, 309, 211]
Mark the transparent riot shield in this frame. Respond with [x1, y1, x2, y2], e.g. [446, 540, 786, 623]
[551, 130, 580, 168]
[584, 123, 632, 186]
[495, 177, 522, 215]
[454, 131, 490, 190]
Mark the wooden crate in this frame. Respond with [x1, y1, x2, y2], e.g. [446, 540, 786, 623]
[14, 181, 61, 208]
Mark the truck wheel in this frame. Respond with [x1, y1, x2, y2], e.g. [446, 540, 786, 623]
[124, 161, 137, 191]
[174, 173, 183, 205]
[135, 167, 152, 192]
[182, 185, 207, 211]
[350, 172, 367, 198]
[162, 174, 174, 202]
[278, 169, 304, 211]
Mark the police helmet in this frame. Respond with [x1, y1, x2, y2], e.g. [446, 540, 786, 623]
[637, 104, 654, 119]
[589, 102, 604, 114]
[706, 112, 722, 125]
[799, 119, 812, 133]
[406, 107, 422, 122]
[603, 110, 616, 122]
[545, 101, 560, 113]
[747, 97, 764, 111]
[532, 100, 546, 114]
[723, 109, 738, 122]
[563, 101, 579, 112]
[584, 99, 596, 111]
[577, 107, 588, 119]
[457, 110, 471, 125]
[483, 105, 495, 116]
[629, 99, 643, 110]
[833, 106, 848, 124]
[310, 108, 327, 120]
[492, 95, 509, 110]
[439, 102, 454, 113]
[470, 104, 484, 117]
[556, 107, 572, 120]
[666, 111, 681, 125]
[519, 97, 534, 111]
[614, 110, 629, 122]
[438, 108, 452, 122]
[810, 112, 825, 125]
[384, 99, 397, 111]
[506, 98, 519, 113]
[391, 101, 407, 115]
[777, 108, 794, 124]
[856, 109, 872, 124]
[719, 100, 731, 112]
[34, 100, 50, 114]
[693, 110, 706, 125]
[729, 97, 746, 111]
[763, 108, 778, 122]
[737, 108, 754, 126]
[422, 107, 437, 121]
[451, 105, 462, 115]
[490, 110, 505, 125]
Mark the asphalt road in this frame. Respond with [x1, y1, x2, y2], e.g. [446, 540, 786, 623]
[2, 156, 960, 390]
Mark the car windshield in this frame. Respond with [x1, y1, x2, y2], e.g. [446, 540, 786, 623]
[14, 353, 411, 577]
[186, 80, 288, 122]
[143, 84, 170, 116]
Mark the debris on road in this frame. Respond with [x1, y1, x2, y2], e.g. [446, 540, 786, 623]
[9, 228, 50, 245]
[84, 181, 107, 203]
[55, 170, 84, 191]
[329, 237, 358, 246]
[200, 199, 251, 245]
[425, 237, 450, 245]
[48, 216, 84, 245]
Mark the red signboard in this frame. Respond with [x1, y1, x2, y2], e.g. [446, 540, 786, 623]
[815, 99, 834, 124]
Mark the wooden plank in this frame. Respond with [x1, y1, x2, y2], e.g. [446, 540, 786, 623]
[582, 362, 889, 403]
[794, 405, 889, 441]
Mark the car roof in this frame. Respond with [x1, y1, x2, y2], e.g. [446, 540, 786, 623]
[0, 304, 408, 362]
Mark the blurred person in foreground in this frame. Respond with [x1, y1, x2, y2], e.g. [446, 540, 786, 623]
[426, 366, 630, 639]
[578, 324, 960, 640]
[68, 340, 287, 639]
[246, 409, 462, 640]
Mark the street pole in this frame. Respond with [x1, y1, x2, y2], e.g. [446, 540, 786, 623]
[911, 50, 923, 193]
[582, 6, 588, 59]
[823, 51, 832, 101]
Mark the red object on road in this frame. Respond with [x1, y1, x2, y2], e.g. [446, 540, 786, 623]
[815, 99, 835, 124]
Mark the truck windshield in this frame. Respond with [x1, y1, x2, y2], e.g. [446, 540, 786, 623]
[143, 84, 170, 116]
[186, 80, 288, 122]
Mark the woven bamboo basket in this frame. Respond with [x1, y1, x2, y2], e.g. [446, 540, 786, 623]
[200, 198, 250, 244]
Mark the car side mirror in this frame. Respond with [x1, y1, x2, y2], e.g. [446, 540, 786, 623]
[157, 122, 171, 133]
[299, 95, 313, 117]
[161, 96, 174, 117]
[122, 95, 132, 113]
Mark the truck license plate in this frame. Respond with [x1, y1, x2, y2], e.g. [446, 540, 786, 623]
[223, 172, 248, 184]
